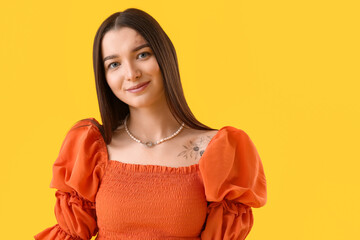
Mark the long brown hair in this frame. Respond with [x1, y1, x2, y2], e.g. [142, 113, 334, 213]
[93, 8, 215, 144]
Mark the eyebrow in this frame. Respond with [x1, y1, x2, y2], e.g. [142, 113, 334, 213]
[103, 43, 151, 63]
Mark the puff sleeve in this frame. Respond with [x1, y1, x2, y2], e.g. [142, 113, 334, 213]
[199, 126, 267, 240]
[34, 118, 108, 240]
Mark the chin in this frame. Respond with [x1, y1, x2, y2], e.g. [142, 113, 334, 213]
[126, 99, 153, 109]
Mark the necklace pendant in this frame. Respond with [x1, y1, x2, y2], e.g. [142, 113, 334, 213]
[145, 141, 154, 147]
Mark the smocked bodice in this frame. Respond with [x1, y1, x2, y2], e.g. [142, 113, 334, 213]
[95, 160, 207, 239]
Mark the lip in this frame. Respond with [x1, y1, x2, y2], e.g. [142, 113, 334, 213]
[126, 81, 150, 92]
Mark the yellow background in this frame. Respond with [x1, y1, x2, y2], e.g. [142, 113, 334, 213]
[1, 0, 359, 239]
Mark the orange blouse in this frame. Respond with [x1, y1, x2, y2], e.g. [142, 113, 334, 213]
[34, 118, 267, 240]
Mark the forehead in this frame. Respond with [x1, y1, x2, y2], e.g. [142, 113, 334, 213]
[101, 27, 147, 56]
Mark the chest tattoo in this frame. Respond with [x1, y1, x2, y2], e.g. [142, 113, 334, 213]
[177, 135, 213, 161]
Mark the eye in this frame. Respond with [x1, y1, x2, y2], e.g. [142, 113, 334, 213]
[108, 62, 120, 69]
[138, 52, 151, 59]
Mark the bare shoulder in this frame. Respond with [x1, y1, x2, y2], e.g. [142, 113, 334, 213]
[107, 124, 132, 150]
[184, 127, 219, 139]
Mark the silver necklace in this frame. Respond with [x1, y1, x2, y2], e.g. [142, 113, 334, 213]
[124, 114, 185, 147]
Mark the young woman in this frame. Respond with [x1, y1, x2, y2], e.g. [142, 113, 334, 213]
[34, 8, 267, 240]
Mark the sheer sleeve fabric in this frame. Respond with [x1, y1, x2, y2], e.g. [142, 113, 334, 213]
[34, 118, 108, 240]
[199, 126, 267, 240]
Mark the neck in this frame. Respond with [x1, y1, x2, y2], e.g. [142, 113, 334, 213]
[126, 101, 183, 142]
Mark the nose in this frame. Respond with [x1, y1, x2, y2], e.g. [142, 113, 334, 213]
[124, 61, 141, 81]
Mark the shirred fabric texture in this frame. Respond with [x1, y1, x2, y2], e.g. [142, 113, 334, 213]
[34, 118, 267, 240]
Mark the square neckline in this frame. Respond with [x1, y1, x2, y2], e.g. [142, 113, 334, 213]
[103, 126, 229, 173]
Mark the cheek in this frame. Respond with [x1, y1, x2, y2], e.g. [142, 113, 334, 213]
[146, 58, 161, 76]
[105, 72, 124, 91]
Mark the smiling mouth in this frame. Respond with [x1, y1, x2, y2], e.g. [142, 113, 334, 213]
[126, 81, 150, 93]
[127, 81, 150, 91]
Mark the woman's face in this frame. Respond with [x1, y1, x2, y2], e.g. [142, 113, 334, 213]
[101, 27, 165, 109]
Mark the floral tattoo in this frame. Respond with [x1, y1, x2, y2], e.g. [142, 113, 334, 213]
[177, 135, 213, 161]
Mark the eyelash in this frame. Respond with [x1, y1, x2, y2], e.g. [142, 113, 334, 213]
[108, 52, 151, 69]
